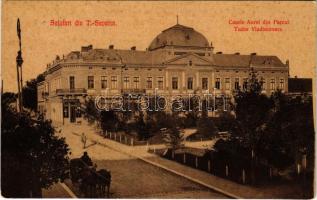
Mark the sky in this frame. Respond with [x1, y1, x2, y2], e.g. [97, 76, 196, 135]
[2, 1, 316, 92]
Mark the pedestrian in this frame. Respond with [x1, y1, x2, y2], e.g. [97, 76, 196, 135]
[81, 132, 87, 149]
[80, 151, 93, 166]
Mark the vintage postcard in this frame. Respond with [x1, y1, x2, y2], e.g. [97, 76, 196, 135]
[1, 1, 316, 199]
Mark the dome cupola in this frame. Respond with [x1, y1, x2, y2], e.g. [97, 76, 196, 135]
[148, 24, 210, 51]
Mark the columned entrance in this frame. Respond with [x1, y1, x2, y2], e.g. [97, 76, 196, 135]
[63, 98, 81, 124]
[70, 106, 77, 123]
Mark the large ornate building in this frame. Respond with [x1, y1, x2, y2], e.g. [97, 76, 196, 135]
[37, 23, 289, 124]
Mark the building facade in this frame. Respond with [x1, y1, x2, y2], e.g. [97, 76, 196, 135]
[37, 23, 289, 124]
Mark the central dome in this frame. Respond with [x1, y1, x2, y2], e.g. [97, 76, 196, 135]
[148, 24, 210, 51]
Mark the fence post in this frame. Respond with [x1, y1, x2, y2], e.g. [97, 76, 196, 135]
[125, 136, 127, 144]
[110, 132, 112, 139]
[208, 160, 211, 172]
[146, 142, 149, 151]
[225, 165, 229, 177]
[120, 134, 122, 143]
[172, 151, 175, 159]
[131, 138, 134, 146]
[153, 146, 156, 153]
[114, 133, 117, 141]
[183, 153, 186, 164]
[302, 154, 307, 170]
[105, 130, 108, 137]
[297, 163, 301, 175]
[242, 169, 246, 184]
[195, 156, 198, 168]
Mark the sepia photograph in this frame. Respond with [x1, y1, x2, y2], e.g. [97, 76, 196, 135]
[1, 1, 316, 199]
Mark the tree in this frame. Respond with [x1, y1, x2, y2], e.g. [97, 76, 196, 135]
[196, 114, 218, 138]
[215, 111, 237, 132]
[1, 102, 70, 197]
[163, 126, 184, 150]
[83, 97, 100, 124]
[233, 68, 273, 184]
[117, 99, 137, 132]
[260, 91, 314, 170]
[2, 92, 17, 107]
[183, 96, 201, 127]
[22, 73, 45, 111]
[135, 111, 150, 140]
[100, 110, 119, 133]
[233, 69, 272, 147]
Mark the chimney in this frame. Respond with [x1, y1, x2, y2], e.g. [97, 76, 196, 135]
[131, 46, 136, 50]
[250, 52, 257, 56]
[235, 52, 240, 55]
[216, 51, 223, 54]
[81, 45, 93, 52]
[286, 59, 289, 67]
[109, 45, 114, 49]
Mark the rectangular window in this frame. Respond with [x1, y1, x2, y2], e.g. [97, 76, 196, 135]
[279, 79, 284, 90]
[261, 78, 266, 90]
[187, 77, 193, 90]
[101, 76, 107, 89]
[147, 77, 152, 89]
[172, 77, 178, 90]
[270, 79, 275, 90]
[202, 78, 208, 90]
[243, 78, 248, 90]
[225, 78, 230, 90]
[69, 76, 75, 90]
[76, 107, 82, 118]
[157, 77, 163, 89]
[123, 76, 130, 89]
[215, 78, 221, 89]
[133, 77, 140, 89]
[234, 78, 239, 90]
[111, 76, 117, 89]
[63, 104, 69, 118]
[88, 76, 94, 89]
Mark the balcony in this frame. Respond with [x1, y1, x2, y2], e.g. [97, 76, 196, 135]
[56, 88, 87, 96]
[121, 89, 146, 95]
[41, 91, 49, 100]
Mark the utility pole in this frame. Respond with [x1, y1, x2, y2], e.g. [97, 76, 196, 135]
[16, 18, 24, 112]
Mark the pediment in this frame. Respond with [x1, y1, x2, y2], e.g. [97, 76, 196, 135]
[163, 53, 214, 66]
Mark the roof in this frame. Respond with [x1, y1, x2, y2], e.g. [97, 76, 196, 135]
[213, 54, 286, 68]
[213, 54, 251, 67]
[60, 48, 287, 70]
[288, 78, 312, 93]
[116, 50, 168, 65]
[148, 24, 210, 51]
[251, 55, 286, 68]
[64, 49, 169, 66]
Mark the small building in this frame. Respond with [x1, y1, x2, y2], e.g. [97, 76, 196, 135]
[288, 77, 312, 97]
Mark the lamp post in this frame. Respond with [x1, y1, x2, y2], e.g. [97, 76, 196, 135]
[16, 18, 24, 112]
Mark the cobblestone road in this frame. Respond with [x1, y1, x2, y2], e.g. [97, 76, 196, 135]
[93, 151, 226, 198]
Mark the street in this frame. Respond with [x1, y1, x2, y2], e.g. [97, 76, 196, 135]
[57, 123, 227, 198]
